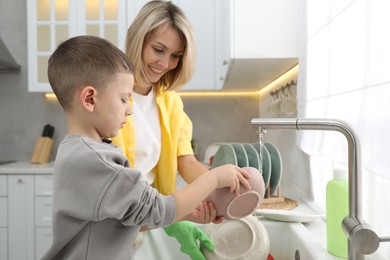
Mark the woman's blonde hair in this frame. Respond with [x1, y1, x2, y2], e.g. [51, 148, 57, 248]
[125, 0, 196, 91]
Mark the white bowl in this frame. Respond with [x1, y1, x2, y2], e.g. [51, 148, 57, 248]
[201, 215, 270, 260]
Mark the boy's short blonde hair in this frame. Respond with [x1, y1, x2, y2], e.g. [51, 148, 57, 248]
[125, 0, 196, 91]
[48, 35, 134, 110]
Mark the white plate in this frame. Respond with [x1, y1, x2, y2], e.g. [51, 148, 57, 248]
[255, 209, 324, 223]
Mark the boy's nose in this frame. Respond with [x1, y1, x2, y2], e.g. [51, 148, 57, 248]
[126, 104, 132, 116]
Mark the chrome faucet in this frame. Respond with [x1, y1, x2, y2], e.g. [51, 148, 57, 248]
[251, 118, 389, 260]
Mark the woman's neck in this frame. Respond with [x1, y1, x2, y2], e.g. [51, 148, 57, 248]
[134, 84, 153, 96]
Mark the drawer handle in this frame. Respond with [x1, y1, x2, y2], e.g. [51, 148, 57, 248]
[43, 217, 52, 221]
[41, 191, 53, 195]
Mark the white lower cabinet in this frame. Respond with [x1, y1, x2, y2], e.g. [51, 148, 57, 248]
[0, 175, 8, 259]
[35, 196, 53, 259]
[1, 174, 53, 260]
[8, 175, 34, 260]
[0, 227, 7, 260]
[35, 228, 52, 260]
[0, 186, 8, 260]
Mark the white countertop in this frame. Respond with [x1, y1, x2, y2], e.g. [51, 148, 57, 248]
[0, 161, 54, 174]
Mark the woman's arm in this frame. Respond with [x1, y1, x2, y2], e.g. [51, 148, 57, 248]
[178, 154, 209, 183]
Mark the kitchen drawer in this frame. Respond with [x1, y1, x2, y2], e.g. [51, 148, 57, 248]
[0, 198, 7, 227]
[35, 197, 52, 227]
[35, 175, 53, 196]
[0, 227, 7, 260]
[0, 175, 6, 196]
[35, 227, 52, 260]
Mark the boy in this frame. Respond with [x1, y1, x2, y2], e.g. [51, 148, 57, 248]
[42, 35, 250, 259]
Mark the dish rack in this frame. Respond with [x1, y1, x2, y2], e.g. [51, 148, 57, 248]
[204, 142, 298, 210]
[261, 186, 298, 210]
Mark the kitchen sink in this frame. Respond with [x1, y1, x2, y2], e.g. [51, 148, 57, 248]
[133, 174, 334, 260]
[262, 219, 331, 260]
[133, 215, 386, 260]
[132, 176, 387, 260]
[133, 218, 328, 260]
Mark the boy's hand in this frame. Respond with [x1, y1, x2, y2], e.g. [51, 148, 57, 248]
[210, 164, 251, 195]
[185, 201, 224, 224]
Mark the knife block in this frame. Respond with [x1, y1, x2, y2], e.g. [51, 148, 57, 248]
[31, 137, 54, 164]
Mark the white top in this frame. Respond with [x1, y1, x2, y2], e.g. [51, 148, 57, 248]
[132, 88, 161, 184]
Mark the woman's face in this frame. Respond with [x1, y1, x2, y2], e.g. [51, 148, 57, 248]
[142, 25, 185, 83]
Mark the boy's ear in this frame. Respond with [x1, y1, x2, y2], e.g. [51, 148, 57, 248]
[80, 86, 97, 112]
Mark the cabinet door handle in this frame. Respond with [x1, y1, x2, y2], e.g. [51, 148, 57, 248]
[17, 178, 23, 183]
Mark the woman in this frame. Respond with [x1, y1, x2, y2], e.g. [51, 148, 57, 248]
[112, 1, 221, 259]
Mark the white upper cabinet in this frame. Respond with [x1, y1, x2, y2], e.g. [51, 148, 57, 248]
[27, 0, 128, 92]
[27, 0, 298, 92]
[172, 0, 216, 91]
[27, 0, 218, 92]
[219, 0, 299, 92]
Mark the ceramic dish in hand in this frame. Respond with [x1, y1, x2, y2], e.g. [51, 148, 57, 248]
[230, 143, 249, 167]
[211, 144, 237, 169]
[251, 143, 271, 190]
[201, 215, 270, 260]
[206, 167, 265, 220]
[264, 143, 283, 196]
[243, 143, 260, 170]
[256, 209, 325, 223]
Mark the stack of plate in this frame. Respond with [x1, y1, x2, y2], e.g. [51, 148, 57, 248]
[211, 142, 282, 196]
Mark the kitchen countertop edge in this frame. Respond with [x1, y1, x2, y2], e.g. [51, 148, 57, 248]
[0, 161, 54, 174]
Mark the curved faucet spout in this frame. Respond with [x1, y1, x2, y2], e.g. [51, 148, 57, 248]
[250, 118, 380, 259]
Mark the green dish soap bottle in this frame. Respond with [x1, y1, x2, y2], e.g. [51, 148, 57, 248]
[326, 168, 348, 258]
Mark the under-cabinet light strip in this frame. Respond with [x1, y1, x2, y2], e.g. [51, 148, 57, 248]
[44, 64, 299, 100]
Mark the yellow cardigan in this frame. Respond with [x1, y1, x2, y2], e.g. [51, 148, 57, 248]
[112, 88, 194, 195]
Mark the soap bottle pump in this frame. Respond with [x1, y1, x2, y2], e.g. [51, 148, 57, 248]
[326, 168, 348, 259]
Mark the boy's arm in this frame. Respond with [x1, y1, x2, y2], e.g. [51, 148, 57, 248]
[171, 164, 250, 221]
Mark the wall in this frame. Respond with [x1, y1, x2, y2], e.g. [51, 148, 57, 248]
[0, 0, 68, 162]
[257, 71, 311, 198]
[0, 0, 260, 162]
[182, 95, 259, 162]
[302, 0, 390, 257]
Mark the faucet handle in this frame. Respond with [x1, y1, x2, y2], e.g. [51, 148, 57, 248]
[342, 217, 380, 255]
